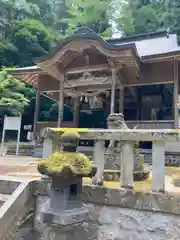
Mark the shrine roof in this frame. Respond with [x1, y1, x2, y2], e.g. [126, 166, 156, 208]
[8, 28, 180, 97]
[10, 28, 180, 74]
[35, 27, 138, 65]
[109, 30, 180, 58]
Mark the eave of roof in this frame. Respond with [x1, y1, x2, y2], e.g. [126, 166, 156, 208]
[141, 49, 180, 61]
[8, 49, 180, 75]
[8, 65, 41, 74]
[34, 27, 139, 64]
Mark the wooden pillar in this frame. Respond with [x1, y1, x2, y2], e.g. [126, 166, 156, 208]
[137, 88, 141, 120]
[110, 68, 117, 113]
[119, 88, 124, 114]
[33, 80, 40, 140]
[73, 96, 80, 127]
[174, 59, 179, 129]
[57, 77, 64, 128]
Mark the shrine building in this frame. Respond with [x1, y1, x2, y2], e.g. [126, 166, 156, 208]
[9, 27, 180, 138]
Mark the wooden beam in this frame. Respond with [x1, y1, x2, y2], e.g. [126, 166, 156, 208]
[42, 80, 174, 94]
[73, 97, 80, 127]
[165, 83, 173, 95]
[119, 88, 124, 114]
[66, 64, 110, 74]
[33, 79, 40, 140]
[119, 69, 137, 102]
[117, 71, 123, 88]
[46, 64, 61, 80]
[57, 77, 64, 128]
[173, 58, 179, 129]
[123, 80, 174, 87]
[107, 57, 116, 68]
[136, 88, 141, 120]
[129, 87, 138, 102]
[38, 62, 63, 81]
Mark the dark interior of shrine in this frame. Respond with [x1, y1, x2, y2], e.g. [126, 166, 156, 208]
[61, 83, 174, 129]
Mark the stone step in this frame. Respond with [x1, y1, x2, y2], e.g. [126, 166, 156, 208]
[5, 144, 34, 156]
[7, 172, 40, 179]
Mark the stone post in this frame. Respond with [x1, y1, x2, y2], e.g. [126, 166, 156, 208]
[121, 141, 134, 189]
[42, 138, 53, 158]
[92, 140, 105, 185]
[152, 140, 165, 192]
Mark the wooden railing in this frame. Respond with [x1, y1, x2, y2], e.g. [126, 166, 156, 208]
[126, 120, 175, 129]
[42, 129, 180, 192]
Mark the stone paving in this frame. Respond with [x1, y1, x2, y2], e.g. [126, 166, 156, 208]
[0, 156, 39, 178]
[0, 156, 180, 194]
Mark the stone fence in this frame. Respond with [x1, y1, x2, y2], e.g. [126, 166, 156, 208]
[42, 128, 180, 193]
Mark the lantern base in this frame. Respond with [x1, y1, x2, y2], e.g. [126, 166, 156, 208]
[39, 201, 89, 226]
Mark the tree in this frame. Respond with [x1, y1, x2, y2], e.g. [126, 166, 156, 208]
[0, 69, 30, 117]
[134, 5, 160, 33]
[11, 19, 58, 66]
[64, 0, 111, 37]
[160, 0, 180, 40]
[0, 0, 39, 40]
[122, 0, 161, 35]
[116, 1, 135, 36]
[0, 40, 18, 66]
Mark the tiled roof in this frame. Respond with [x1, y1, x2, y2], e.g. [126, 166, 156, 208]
[115, 34, 180, 57]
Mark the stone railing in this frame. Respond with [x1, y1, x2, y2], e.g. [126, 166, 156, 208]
[42, 128, 180, 192]
[126, 120, 175, 129]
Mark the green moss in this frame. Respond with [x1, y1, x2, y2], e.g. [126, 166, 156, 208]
[61, 130, 80, 140]
[39, 152, 91, 175]
[48, 128, 90, 133]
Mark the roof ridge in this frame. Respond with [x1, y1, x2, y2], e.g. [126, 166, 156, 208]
[107, 29, 168, 43]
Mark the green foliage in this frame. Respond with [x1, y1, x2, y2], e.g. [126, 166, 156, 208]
[123, 0, 161, 35]
[134, 5, 160, 33]
[11, 19, 57, 66]
[39, 151, 91, 175]
[0, 70, 29, 116]
[160, 0, 180, 40]
[116, 1, 135, 36]
[0, 41, 18, 66]
[65, 0, 110, 36]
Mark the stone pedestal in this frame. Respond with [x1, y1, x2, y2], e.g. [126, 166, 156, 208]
[106, 113, 141, 173]
[40, 201, 89, 226]
[39, 174, 89, 225]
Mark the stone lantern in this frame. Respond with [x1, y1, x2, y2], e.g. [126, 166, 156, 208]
[38, 130, 96, 226]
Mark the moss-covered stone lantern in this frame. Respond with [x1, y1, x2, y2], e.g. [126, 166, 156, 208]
[38, 130, 96, 226]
